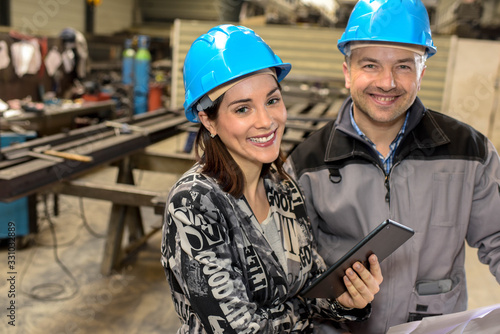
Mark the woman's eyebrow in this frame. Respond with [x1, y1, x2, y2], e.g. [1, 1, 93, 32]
[226, 86, 280, 107]
[267, 87, 280, 97]
[227, 98, 251, 107]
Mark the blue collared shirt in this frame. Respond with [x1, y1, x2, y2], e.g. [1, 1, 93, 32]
[350, 106, 409, 174]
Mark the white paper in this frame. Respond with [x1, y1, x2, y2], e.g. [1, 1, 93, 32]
[10, 39, 41, 77]
[0, 40, 10, 70]
[11, 41, 34, 77]
[62, 48, 75, 73]
[45, 48, 62, 77]
[26, 39, 41, 75]
[387, 304, 500, 334]
[0, 99, 8, 112]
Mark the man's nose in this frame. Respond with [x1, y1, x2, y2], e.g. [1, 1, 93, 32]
[376, 68, 396, 90]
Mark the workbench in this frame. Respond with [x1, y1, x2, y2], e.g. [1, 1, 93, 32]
[0, 108, 193, 274]
[1, 100, 117, 136]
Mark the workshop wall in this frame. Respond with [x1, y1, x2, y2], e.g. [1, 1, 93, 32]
[94, 0, 134, 35]
[9, 0, 134, 37]
[0, 0, 135, 102]
[2, 1, 85, 101]
[0, 32, 71, 102]
[11, 0, 85, 37]
[442, 38, 500, 150]
[139, 0, 220, 22]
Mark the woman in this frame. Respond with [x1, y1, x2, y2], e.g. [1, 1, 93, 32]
[161, 24, 383, 333]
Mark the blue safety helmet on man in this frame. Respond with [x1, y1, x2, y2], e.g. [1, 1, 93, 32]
[337, 0, 437, 58]
[183, 24, 291, 123]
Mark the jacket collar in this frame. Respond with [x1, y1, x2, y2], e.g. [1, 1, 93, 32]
[325, 96, 450, 163]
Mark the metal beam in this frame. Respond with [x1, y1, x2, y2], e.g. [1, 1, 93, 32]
[52, 180, 167, 209]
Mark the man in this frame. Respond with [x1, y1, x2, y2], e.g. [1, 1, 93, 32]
[285, 0, 500, 333]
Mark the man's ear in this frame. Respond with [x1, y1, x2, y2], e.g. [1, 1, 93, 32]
[417, 65, 426, 91]
[343, 62, 351, 89]
[198, 111, 216, 136]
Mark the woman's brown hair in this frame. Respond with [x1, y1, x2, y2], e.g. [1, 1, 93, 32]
[194, 83, 288, 198]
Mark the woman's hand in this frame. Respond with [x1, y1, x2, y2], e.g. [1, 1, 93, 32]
[336, 254, 383, 309]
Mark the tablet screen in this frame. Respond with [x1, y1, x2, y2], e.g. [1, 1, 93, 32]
[300, 219, 414, 299]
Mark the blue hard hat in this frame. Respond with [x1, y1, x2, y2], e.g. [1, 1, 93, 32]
[337, 0, 437, 57]
[183, 24, 291, 123]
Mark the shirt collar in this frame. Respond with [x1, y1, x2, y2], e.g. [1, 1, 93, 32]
[349, 104, 410, 145]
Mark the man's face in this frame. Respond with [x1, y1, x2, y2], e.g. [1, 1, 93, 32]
[343, 45, 426, 129]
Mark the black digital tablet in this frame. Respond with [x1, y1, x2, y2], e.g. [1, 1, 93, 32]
[300, 219, 414, 299]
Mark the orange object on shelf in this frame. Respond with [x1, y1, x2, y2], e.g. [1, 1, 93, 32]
[148, 83, 164, 111]
[82, 92, 111, 102]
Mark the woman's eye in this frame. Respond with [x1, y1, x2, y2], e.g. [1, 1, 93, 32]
[267, 97, 280, 106]
[235, 106, 249, 114]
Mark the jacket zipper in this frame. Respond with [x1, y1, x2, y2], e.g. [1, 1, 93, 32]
[384, 174, 391, 204]
[384, 161, 402, 208]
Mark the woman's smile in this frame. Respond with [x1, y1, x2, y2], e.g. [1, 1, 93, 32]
[248, 129, 277, 146]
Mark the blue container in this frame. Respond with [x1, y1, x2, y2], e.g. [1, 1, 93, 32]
[133, 35, 151, 114]
[0, 132, 37, 239]
[122, 38, 135, 85]
[0, 200, 31, 238]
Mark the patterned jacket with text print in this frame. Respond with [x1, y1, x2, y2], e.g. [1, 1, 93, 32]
[161, 164, 371, 334]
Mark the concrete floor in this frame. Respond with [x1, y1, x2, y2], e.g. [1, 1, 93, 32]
[1, 133, 500, 334]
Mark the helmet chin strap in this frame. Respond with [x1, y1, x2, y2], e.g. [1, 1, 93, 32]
[196, 95, 213, 112]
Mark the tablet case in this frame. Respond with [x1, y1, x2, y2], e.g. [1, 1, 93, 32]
[300, 219, 414, 299]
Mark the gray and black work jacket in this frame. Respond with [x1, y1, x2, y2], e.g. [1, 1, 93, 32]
[285, 96, 500, 334]
[161, 164, 370, 334]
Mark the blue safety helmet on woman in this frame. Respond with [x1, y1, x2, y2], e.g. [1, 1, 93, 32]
[183, 24, 291, 122]
[337, 0, 437, 57]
